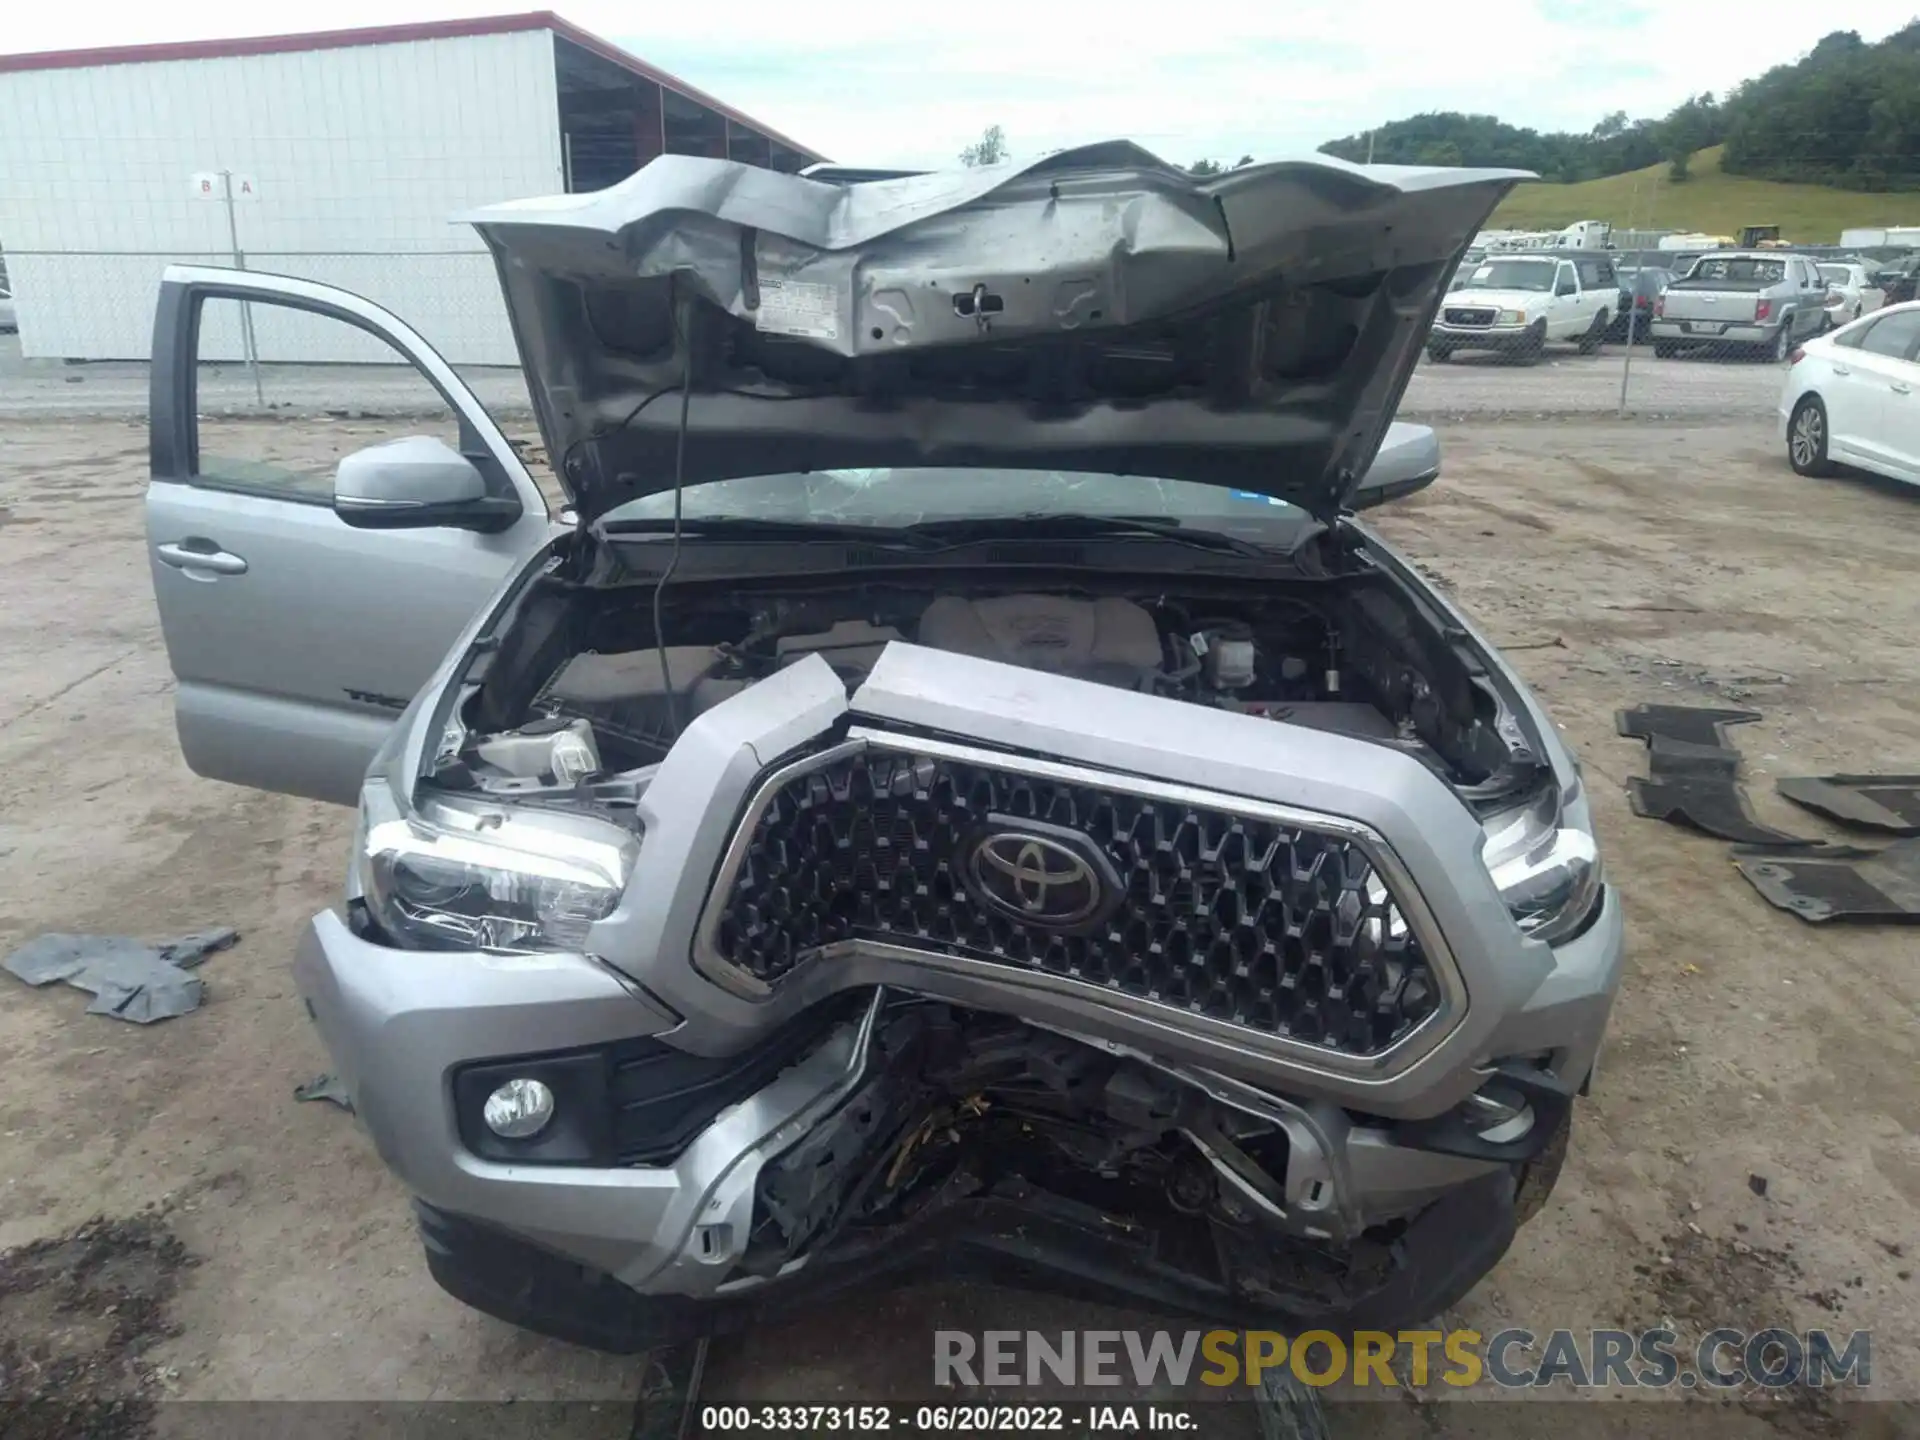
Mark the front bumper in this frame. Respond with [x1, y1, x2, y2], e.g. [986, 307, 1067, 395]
[414, 1163, 1521, 1352]
[1430, 322, 1537, 349]
[293, 908, 882, 1294]
[295, 883, 1620, 1330]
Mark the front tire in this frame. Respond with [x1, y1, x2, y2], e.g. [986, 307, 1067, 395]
[1577, 310, 1608, 354]
[1653, 341, 1678, 359]
[1426, 342, 1454, 363]
[1787, 395, 1835, 477]
[1517, 320, 1547, 363]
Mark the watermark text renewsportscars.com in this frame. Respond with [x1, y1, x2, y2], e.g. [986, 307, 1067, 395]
[933, 1328, 1872, 1391]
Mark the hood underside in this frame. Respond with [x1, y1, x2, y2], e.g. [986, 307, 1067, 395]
[467, 142, 1526, 523]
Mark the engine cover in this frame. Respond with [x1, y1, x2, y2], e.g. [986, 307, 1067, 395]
[917, 595, 1162, 687]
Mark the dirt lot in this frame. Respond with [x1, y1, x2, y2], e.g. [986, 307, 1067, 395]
[1, 412, 1918, 1434]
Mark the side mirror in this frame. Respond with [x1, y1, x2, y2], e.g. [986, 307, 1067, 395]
[333, 436, 522, 533]
[1350, 422, 1440, 512]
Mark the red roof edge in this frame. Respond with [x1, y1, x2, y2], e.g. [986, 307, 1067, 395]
[0, 10, 825, 162]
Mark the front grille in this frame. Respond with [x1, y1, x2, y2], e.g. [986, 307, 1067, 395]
[1442, 307, 1497, 327]
[709, 749, 1441, 1058]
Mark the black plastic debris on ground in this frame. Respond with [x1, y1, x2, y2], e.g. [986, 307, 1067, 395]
[2, 927, 238, 1023]
[1616, 704, 1764, 751]
[1733, 839, 1920, 924]
[1778, 774, 1920, 837]
[1616, 705, 1814, 846]
[293, 1073, 355, 1112]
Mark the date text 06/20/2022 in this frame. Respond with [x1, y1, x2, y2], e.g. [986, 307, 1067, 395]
[932, 1327, 1873, 1391]
[698, 1405, 1197, 1432]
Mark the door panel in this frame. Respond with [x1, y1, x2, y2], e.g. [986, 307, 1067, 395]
[1819, 355, 1883, 464]
[146, 266, 562, 805]
[1881, 352, 1920, 481]
[1836, 311, 1920, 475]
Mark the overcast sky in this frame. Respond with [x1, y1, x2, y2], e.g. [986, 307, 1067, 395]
[9, 1, 1920, 168]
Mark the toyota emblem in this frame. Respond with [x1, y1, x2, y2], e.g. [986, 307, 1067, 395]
[966, 828, 1115, 930]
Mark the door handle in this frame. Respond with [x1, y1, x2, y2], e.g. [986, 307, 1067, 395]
[156, 541, 248, 576]
[1893, 383, 1913, 395]
[1832, 365, 1850, 376]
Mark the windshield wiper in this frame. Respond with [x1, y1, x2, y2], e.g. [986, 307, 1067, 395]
[596, 514, 936, 548]
[902, 513, 1277, 559]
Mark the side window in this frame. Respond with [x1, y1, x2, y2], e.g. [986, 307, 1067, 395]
[1557, 263, 1578, 294]
[192, 296, 465, 503]
[1594, 260, 1615, 286]
[1858, 311, 1920, 361]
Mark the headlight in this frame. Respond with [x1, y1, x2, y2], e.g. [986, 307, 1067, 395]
[1481, 784, 1603, 944]
[1497, 308, 1528, 325]
[359, 787, 637, 953]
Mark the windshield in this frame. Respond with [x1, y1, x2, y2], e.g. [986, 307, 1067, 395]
[1689, 257, 1785, 284]
[1461, 259, 1555, 292]
[601, 467, 1311, 533]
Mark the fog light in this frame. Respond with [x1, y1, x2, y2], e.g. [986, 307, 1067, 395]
[1464, 1084, 1535, 1145]
[483, 1078, 555, 1139]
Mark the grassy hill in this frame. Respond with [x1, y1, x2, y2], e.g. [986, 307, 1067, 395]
[1487, 146, 1920, 242]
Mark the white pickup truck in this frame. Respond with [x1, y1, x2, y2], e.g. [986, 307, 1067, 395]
[1427, 253, 1614, 362]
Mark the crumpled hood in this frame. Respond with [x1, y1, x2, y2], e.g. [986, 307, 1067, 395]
[466, 142, 1526, 523]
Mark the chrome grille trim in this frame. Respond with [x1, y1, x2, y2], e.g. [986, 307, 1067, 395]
[691, 729, 1468, 1078]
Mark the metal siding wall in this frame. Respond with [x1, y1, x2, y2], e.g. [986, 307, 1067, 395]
[0, 30, 562, 363]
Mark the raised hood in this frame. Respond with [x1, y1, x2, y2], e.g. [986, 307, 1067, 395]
[467, 142, 1526, 523]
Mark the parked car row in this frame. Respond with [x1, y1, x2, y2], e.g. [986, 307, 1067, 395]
[1426, 241, 1920, 365]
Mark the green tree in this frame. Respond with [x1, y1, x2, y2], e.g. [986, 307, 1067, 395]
[1660, 95, 1714, 182]
[1188, 158, 1222, 177]
[1719, 24, 1920, 190]
[960, 124, 1008, 167]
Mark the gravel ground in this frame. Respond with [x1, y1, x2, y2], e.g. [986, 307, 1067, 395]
[1, 412, 1917, 1436]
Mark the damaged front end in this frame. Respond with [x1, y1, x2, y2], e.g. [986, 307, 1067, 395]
[294, 143, 1621, 1350]
[407, 984, 1552, 1352]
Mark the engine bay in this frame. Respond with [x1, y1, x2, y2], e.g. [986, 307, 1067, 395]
[447, 572, 1533, 808]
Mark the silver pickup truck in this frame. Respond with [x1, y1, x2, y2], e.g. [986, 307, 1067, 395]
[1650, 250, 1830, 361]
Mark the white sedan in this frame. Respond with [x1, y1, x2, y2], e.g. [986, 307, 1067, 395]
[1817, 262, 1884, 329]
[1780, 301, 1920, 485]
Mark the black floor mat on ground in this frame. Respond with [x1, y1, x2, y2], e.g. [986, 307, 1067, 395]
[1777, 775, 1920, 836]
[1618, 704, 1813, 845]
[1627, 778, 1814, 846]
[1615, 704, 1763, 750]
[1732, 839, 1920, 923]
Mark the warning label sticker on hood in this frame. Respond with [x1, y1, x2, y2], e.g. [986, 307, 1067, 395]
[756, 277, 840, 341]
